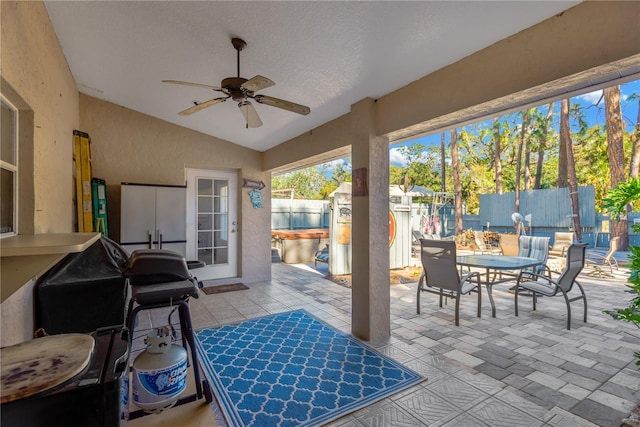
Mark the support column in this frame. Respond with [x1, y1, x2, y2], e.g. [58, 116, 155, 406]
[350, 98, 390, 341]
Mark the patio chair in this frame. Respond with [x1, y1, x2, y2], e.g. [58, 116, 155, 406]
[500, 236, 550, 282]
[585, 236, 619, 277]
[412, 230, 424, 256]
[314, 244, 329, 269]
[514, 243, 588, 330]
[473, 230, 500, 254]
[416, 239, 481, 326]
[549, 232, 574, 257]
[525, 236, 551, 276]
[499, 233, 519, 256]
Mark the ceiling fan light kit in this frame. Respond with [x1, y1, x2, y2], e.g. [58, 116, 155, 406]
[163, 38, 310, 128]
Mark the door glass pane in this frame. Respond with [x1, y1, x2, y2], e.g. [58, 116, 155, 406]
[213, 180, 228, 196]
[1, 100, 16, 165]
[198, 249, 212, 265]
[197, 214, 212, 230]
[214, 213, 227, 230]
[198, 231, 212, 247]
[214, 248, 228, 265]
[198, 196, 212, 213]
[1, 168, 14, 234]
[214, 231, 228, 246]
[197, 178, 212, 196]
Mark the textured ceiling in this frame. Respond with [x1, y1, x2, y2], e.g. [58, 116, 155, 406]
[44, 1, 580, 152]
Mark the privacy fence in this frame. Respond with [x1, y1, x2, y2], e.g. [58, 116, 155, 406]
[271, 186, 640, 247]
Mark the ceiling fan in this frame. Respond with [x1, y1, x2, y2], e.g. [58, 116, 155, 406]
[163, 37, 310, 128]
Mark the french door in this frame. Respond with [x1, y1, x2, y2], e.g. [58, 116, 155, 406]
[186, 169, 238, 280]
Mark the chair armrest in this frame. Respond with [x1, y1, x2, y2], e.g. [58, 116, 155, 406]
[460, 270, 480, 285]
[516, 270, 549, 283]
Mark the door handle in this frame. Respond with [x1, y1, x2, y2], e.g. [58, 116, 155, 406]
[147, 231, 153, 249]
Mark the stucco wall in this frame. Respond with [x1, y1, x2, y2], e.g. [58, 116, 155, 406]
[79, 94, 271, 282]
[1, 1, 79, 233]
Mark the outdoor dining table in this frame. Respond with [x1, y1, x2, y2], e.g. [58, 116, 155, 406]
[456, 254, 543, 318]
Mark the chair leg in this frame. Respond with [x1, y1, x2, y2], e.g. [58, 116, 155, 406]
[476, 286, 482, 318]
[576, 281, 588, 323]
[416, 273, 424, 314]
[454, 293, 460, 326]
[514, 284, 519, 317]
[532, 293, 537, 311]
[561, 292, 572, 330]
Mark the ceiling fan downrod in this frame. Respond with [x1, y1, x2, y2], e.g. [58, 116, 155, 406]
[231, 37, 247, 78]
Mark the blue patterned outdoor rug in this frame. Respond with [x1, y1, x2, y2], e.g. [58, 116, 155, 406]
[195, 309, 423, 427]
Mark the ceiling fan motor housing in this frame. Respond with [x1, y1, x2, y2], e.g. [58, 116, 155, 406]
[222, 77, 249, 101]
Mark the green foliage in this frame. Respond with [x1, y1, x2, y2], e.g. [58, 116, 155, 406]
[601, 179, 640, 367]
[602, 178, 640, 220]
[391, 145, 442, 195]
[272, 167, 331, 200]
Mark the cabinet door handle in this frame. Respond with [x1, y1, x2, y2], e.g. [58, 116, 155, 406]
[159, 231, 163, 249]
[147, 231, 153, 249]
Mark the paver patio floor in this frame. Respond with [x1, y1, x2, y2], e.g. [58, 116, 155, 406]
[140, 261, 640, 426]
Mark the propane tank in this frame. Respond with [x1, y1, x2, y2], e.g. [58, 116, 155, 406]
[132, 326, 188, 413]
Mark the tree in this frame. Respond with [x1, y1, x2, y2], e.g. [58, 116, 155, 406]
[524, 126, 532, 191]
[451, 128, 463, 235]
[330, 159, 352, 184]
[440, 133, 447, 193]
[514, 110, 531, 213]
[533, 103, 554, 189]
[558, 104, 569, 188]
[493, 118, 503, 194]
[605, 86, 629, 250]
[562, 98, 582, 241]
[394, 143, 425, 192]
[629, 93, 640, 179]
[272, 167, 331, 200]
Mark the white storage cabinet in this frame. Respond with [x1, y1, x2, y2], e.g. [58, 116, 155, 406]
[120, 184, 187, 256]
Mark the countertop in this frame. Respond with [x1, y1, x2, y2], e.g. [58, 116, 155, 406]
[1, 233, 101, 303]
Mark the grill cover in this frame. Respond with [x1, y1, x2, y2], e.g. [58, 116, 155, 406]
[35, 237, 129, 335]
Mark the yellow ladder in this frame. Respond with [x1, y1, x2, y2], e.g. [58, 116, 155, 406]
[73, 130, 93, 232]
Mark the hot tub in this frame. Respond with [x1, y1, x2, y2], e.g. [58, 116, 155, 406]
[271, 229, 329, 264]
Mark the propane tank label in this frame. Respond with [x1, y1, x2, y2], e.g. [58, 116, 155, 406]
[132, 358, 188, 405]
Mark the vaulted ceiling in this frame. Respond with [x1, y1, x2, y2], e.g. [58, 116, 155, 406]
[44, 1, 581, 152]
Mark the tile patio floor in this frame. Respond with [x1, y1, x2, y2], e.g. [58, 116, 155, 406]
[134, 261, 640, 427]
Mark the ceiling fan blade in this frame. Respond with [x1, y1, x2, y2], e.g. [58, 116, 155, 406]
[238, 101, 263, 128]
[162, 80, 223, 91]
[241, 75, 275, 93]
[254, 95, 310, 116]
[178, 97, 228, 116]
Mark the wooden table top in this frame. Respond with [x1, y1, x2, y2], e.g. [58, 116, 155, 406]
[1, 334, 95, 404]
